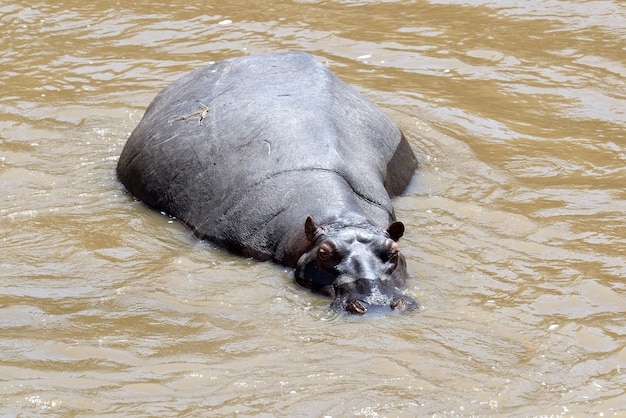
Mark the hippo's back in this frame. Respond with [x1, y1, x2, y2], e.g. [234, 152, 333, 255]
[117, 52, 416, 260]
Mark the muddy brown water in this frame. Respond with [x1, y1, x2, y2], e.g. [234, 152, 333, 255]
[1, 1, 625, 416]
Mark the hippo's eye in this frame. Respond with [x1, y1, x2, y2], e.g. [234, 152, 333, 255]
[317, 241, 338, 263]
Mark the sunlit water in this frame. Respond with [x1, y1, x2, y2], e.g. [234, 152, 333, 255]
[1, 1, 625, 416]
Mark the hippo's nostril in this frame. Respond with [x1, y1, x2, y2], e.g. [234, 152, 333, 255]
[390, 298, 405, 310]
[346, 299, 367, 315]
[391, 296, 419, 312]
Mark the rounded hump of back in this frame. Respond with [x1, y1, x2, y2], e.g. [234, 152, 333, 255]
[117, 52, 411, 220]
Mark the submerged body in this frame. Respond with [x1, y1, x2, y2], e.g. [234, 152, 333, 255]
[117, 52, 418, 313]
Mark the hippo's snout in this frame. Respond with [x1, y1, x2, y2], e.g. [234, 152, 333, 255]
[332, 277, 419, 315]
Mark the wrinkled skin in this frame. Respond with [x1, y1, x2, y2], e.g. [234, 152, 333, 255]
[117, 52, 419, 314]
[296, 216, 418, 314]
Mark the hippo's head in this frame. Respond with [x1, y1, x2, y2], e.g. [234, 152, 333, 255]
[295, 216, 418, 314]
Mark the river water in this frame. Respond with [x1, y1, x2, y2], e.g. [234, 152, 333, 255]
[1, 1, 625, 416]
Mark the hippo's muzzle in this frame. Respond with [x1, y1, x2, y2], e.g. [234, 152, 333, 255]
[331, 277, 419, 315]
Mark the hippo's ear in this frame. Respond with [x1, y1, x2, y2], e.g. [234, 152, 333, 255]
[387, 221, 405, 242]
[304, 216, 318, 242]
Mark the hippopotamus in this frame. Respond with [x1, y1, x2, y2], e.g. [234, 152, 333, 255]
[117, 52, 419, 314]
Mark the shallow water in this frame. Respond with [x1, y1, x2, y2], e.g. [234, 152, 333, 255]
[1, 0, 625, 416]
